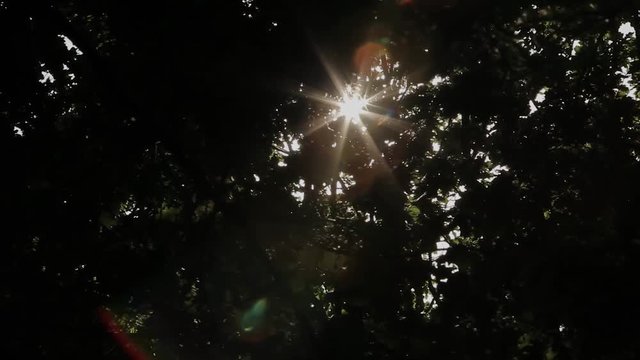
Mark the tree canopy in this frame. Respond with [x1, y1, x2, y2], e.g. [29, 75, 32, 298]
[3, 0, 640, 359]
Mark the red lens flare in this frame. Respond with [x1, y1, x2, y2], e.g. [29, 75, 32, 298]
[97, 307, 149, 360]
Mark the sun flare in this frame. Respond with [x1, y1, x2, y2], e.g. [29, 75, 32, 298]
[338, 94, 368, 123]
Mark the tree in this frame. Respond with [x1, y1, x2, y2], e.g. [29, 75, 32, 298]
[2, 0, 640, 359]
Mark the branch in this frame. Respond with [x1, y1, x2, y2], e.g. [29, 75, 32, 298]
[272, 144, 290, 154]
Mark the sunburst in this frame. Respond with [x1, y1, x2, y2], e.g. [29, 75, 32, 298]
[294, 50, 411, 179]
[338, 93, 369, 123]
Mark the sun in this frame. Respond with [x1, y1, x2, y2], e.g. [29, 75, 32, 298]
[338, 94, 368, 123]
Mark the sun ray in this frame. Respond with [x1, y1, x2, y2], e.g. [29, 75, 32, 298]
[291, 47, 416, 185]
[355, 122, 394, 175]
[359, 108, 410, 132]
[299, 87, 343, 108]
[331, 117, 352, 176]
[314, 47, 350, 99]
[303, 116, 334, 136]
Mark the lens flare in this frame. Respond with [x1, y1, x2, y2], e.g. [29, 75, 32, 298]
[238, 298, 272, 343]
[97, 307, 149, 360]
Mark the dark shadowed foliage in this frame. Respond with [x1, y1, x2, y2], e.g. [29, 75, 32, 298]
[2, 0, 640, 359]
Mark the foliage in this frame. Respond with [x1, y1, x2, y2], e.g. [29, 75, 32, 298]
[2, 0, 640, 359]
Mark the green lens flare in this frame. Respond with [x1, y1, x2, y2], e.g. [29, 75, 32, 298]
[240, 298, 268, 332]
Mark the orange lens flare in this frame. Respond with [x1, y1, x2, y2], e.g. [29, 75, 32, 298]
[353, 42, 388, 76]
